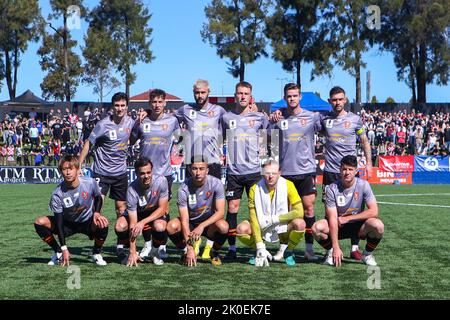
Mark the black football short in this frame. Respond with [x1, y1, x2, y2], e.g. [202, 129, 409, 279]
[93, 172, 128, 201]
[282, 173, 317, 197]
[48, 215, 95, 239]
[165, 174, 174, 200]
[226, 172, 261, 200]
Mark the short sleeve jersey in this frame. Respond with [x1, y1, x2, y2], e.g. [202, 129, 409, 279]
[88, 115, 135, 176]
[320, 112, 364, 173]
[177, 175, 225, 223]
[49, 177, 101, 223]
[135, 114, 180, 176]
[325, 178, 376, 219]
[272, 109, 321, 175]
[126, 175, 169, 216]
[222, 111, 269, 175]
[175, 103, 226, 164]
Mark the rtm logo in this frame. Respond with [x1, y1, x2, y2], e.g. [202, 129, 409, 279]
[366, 266, 381, 289]
[66, 265, 81, 289]
[67, 5, 81, 30]
[366, 5, 381, 31]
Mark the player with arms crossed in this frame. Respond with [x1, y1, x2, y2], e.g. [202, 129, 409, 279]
[312, 155, 384, 267]
[34, 155, 109, 266]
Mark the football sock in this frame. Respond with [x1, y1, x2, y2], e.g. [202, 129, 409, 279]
[236, 234, 255, 248]
[151, 230, 167, 248]
[304, 216, 315, 245]
[115, 229, 129, 246]
[317, 237, 332, 250]
[168, 231, 185, 249]
[226, 211, 238, 247]
[365, 237, 382, 253]
[287, 230, 305, 250]
[93, 226, 108, 254]
[35, 223, 61, 253]
[142, 224, 152, 242]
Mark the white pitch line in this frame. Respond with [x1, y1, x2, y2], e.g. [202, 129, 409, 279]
[378, 201, 450, 208]
[377, 193, 450, 197]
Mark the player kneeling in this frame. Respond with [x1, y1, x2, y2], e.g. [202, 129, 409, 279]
[237, 159, 305, 267]
[115, 158, 170, 266]
[34, 155, 109, 266]
[167, 158, 228, 266]
[312, 155, 384, 267]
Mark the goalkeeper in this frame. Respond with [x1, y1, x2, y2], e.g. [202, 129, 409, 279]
[236, 159, 305, 266]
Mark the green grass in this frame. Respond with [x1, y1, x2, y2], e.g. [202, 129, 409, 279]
[0, 183, 449, 299]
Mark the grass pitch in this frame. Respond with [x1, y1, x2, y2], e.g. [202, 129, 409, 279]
[0, 183, 449, 300]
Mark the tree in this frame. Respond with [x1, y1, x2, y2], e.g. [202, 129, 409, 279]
[82, 25, 120, 102]
[385, 97, 396, 103]
[371, 95, 378, 103]
[375, 0, 450, 103]
[201, 0, 270, 81]
[89, 0, 153, 97]
[321, 1, 375, 104]
[38, 30, 83, 101]
[0, 0, 41, 99]
[265, 0, 334, 91]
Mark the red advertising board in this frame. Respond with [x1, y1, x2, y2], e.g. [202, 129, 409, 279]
[379, 156, 414, 172]
[317, 167, 412, 185]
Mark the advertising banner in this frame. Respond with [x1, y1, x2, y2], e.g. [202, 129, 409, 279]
[379, 156, 414, 172]
[414, 156, 450, 172]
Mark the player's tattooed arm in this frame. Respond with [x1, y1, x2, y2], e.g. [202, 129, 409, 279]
[359, 132, 373, 178]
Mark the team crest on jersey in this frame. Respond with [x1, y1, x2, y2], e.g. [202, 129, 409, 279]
[63, 197, 74, 208]
[162, 124, 168, 131]
[248, 120, 255, 128]
[188, 194, 197, 205]
[207, 110, 215, 118]
[353, 192, 359, 201]
[81, 191, 88, 200]
[139, 196, 147, 207]
[205, 191, 211, 199]
[125, 128, 131, 134]
[344, 121, 351, 129]
[281, 120, 289, 130]
[300, 119, 307, 127]
[325, 119, 334, 128]
[109, 129, 118, 140]
[143, 123, 151, 133]
[337, 195, 346, 206]
[189, 110, 197, 119]
[152, 190, 158, 197]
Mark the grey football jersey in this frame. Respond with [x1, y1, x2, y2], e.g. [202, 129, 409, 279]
[126, 175, 169, 215]
[135, 114, 180, 176]
[325, 178, 375, 220]
[321, 112, 364, 173]
[175, 103, 226, 164]
[49, 177, 101, 223]
[222, 111, 269, 175]
[88, 115, 135, 176]
[177, 175, 225, 223]
[272, 109, 321, 175]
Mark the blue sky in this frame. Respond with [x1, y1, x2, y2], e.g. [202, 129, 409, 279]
[0, 0, 448, 104]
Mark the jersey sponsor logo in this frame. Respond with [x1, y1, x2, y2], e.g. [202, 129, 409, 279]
[226, 191, 234, 197]
[281, 120, 289, 130]
[162, 124, 168, 131]
[344, 121, 351, 129]
[188, 194, 197, 205]
[337, 195, 346, 206]
[109, 129, 117, 140]
[81, 191, 89, 200]
[63, 197, 74, 208]
[143, 123, 151, 133]
[229, 120, 237, 129]
[139, 196, 147, 207]
[207, 110, 215, 118]
[325, 119, 334, 128]
[300, 119, 307, 127]
[189, 110, 197, 119]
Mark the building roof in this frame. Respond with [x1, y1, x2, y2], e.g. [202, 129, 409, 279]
[1, 90, 53, 106]
[130, 89, 183, 102]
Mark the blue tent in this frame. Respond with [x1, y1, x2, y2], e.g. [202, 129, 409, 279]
[270, 92, 331, 113]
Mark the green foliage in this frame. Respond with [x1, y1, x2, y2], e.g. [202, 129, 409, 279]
[385, 96, 396, 103]
[0, 0, 41, 98]
[37, 31, 83, 101]
[265, 0, 334, 89]
[371, 95, 378, 103]
[201, 0, 270, 80]
[88, 0, 154, 96]
[374, 0, 450, 103]
[1, 184, 450, 299]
